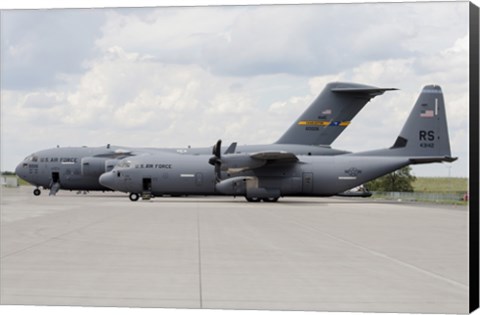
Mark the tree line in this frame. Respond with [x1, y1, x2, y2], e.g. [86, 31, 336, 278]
[364, 166, 416, 192]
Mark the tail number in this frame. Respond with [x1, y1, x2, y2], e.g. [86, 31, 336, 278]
[419, 130, 435, 141]
[419, 130, 435, 148]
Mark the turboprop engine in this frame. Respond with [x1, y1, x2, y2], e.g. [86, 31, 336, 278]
[208, 140, 291, 202]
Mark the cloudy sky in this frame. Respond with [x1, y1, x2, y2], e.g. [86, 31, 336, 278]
[0, 1, 472, 177]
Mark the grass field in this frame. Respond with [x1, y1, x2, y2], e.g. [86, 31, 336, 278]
[412, 177, 468, 193]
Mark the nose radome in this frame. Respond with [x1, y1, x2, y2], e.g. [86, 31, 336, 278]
[99, 172, 115, 189]
[15, 163, 26, 180]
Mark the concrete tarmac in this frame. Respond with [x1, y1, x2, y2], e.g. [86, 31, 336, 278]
[0, 186, 469, 313]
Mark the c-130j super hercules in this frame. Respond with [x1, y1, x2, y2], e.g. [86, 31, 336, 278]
[16, 82, 456, 201]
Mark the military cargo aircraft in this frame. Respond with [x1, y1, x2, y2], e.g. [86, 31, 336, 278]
[98, 85, 456, 202]
[15, 82, 395, 196]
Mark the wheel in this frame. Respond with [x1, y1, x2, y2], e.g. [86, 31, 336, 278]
[33, 188, 41, 196]
[129, 193, 140, 202]
[263, 197, 279, 202]
[245, 196, 261, 202]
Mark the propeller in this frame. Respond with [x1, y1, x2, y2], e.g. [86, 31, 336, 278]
[208, 139, 222, 182]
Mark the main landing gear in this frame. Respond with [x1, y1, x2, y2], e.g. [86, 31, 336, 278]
[33, 188, 41, 196]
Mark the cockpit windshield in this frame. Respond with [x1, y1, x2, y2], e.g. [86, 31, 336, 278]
[24, 154, 38, 162]
[116, 159, 132, 168]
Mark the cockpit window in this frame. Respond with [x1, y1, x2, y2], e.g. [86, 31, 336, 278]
[24, 154, 38, 162]
[116, 159, 132, 168]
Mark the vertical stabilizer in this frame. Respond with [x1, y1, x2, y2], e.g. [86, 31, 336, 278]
[390, 85, 453, 160]
[275, 82, 396, 146]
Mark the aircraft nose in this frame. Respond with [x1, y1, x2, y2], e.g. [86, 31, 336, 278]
[15, 162, 27, 180]
[99, 172, 116, 189]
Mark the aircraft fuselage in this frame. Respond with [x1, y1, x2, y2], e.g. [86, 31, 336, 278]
[15, 144, 350, 192]
[98, 153, 410, 200]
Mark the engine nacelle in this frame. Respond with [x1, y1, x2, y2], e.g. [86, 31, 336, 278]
[215, 176, 281, 199]
[215, 176, 256, 195]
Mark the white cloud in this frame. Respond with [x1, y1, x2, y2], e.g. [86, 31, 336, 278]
[1, 9, 105, 89]
[92, 3, 465, 77]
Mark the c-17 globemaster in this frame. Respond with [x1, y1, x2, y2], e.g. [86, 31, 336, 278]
[15, 82, 395, 196]
[99, 85, 456, 202]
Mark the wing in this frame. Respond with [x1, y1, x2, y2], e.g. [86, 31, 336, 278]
[223, 151, 299, 173]
[250, 151, 298, 162]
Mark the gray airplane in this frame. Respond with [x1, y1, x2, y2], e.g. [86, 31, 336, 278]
[15, 82, 395, 196]
[99, 85, 456, 202]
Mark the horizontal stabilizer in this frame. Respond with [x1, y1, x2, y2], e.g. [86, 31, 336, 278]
[409, 156, 458, 164]
[331, 87, 398, 96]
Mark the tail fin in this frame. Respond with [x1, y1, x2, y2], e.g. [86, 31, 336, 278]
[389, 85, 456, 163]
[275, 82, 396, 146]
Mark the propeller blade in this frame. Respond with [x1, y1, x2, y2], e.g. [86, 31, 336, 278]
[209, 139, 222, 182]
[214, 139, 221, 158]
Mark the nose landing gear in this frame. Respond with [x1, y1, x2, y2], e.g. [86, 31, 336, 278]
[129, 193, 140, 202]
[33, 188, 41, 196]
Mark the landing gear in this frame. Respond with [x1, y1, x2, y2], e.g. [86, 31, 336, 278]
[129, 193, 140, 202]
[263, 197, 279, 202]
[33, 188, 41, 196]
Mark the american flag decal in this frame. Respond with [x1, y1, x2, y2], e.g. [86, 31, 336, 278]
[420, 109, 434, 118]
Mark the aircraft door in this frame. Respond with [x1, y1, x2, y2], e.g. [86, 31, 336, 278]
[52, 172, 60, 183]
[302, 172, 313, 194]
[142, 178, 152, 191]
[50, 172, 61, 196]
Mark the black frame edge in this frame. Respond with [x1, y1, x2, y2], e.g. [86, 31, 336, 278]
[470, 1, 480, 313]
